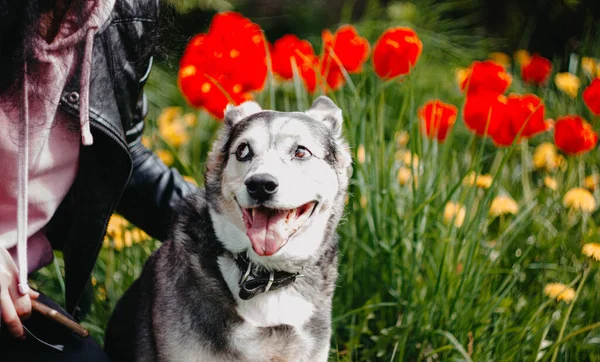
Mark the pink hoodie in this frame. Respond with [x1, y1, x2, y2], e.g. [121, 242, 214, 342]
[0, 0, 115, 295]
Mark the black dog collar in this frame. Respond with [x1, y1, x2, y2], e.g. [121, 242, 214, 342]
[229, 252, 303, 300]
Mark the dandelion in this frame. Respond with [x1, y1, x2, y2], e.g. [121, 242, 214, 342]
[521, 53, 552, 85]
[488, 52, 511, 68]
[532, 142, 565, 172]
[544, 283, 575, 303]
[157, 107, 190, 147]
[489, 195, 519, 217]
[373, 27, 422, 79]
[514, 49, 531, 66]
[544, 176, 558, 191]
[142, 135, 153, 149]
[155, 149, 174, 166]
[397, 167, 412, 185]
[356, 144, 366, 164]
[554, 115, 598, 155]
[582, 242, 600, 261]
[563, 187, 596, 213]
[418, 99, 458, 142]
[554, 72, 580, 99]
[444, 202, 466, 227]
[583, 78, 600, 115]
[463, 171, 493, 189]
[395, 150, 419, 167]
[584, 174, 599, 191]
[183, 113, 197, 127]
[395, 131, 409, 148]
[581, 57, 597, 77]
[359, 195, 367, 208]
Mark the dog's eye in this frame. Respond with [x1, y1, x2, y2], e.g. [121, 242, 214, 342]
[294, 146, 312, 159]
[236, 143, 253, 161]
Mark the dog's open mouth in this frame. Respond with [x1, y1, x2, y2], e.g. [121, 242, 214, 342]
[240, 202, 316, 256]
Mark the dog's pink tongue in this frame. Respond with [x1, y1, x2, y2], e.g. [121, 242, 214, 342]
[247, 209, 288, 256]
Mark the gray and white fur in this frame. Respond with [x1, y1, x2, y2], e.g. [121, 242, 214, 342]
[104, 96, 352, 362]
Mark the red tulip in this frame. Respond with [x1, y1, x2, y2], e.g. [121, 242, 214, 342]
[178, 12, 267, 118]
[373, 27, 422, 79]
[460, 60, 512, 95]
[583, 78, 600, 115]
[521, 54, 552, 85]
[491, 94, 549, 146]
[463, 91, 509, 137]
[418, 100, 458, 142]
[270, 34, 318, 92]
[554, 115, 598, 155]
[320, 29, 345, 91]
[321, 25, 370, 74]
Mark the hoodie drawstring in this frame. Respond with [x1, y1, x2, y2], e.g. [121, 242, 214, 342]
[79, 28, 95, 146]
[15, 25, 99, 294]
[17, 62, 31, 296]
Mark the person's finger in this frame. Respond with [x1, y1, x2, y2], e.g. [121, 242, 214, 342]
[29, 289, 40, 300]
[7, 278, 32, 320]
[1, 287, 25, 339]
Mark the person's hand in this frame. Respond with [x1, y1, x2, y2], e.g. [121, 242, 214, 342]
[0, 247, 39, 339]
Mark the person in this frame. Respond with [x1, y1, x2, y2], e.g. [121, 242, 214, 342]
[0, 0, 195, 360]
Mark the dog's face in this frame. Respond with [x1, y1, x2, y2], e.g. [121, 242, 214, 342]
[206, 96, 352, 267]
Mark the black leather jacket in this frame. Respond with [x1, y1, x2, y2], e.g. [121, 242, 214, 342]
[45, 0, 195, 316]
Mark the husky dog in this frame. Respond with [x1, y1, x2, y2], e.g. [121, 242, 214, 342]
[104, 96, 352, 362]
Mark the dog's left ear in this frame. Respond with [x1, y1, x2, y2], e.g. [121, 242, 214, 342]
[305, 96, 343, 137]
[224, 101, 262, 128]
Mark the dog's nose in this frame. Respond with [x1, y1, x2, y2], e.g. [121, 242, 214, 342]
[245, 174, 279, 202]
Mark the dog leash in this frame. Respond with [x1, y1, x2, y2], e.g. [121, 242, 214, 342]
[230, 252, 304, 300]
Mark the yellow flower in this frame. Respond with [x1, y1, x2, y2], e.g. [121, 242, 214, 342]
[544, 283, 575, 303]
[455, 67, 469, 87]
[581, 57, 597, 77]
[183, 113, 197, 127]
[359, 195, 367, 208]
[544, 176, 558, 191]
[91, 277, 97, 286]
[584, 174, 599, 191]
[183, 175, 198, 186]
[395, 131, 409, 148]
[514, 49, 531, 66]
[397, 167, 412, 186]
[395, 150, 419, 167]
[158, 107, 190, 147]
[142, 135, 153, 149]
[155, 149, 174, 166]
[444, 202, 466, 227]
[489, 52, 511, 68]
[463, 171, 493, 189]
[582, 242, 600, 261]
[357, 144, 366, 164]
[489, 195, 518, 217]
[563, 187, 596, 213]
[554, 72, 580, 99]
[532, 142, 565, 172]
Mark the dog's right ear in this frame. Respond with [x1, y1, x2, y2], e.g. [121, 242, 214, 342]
[224, 101, 262, 128]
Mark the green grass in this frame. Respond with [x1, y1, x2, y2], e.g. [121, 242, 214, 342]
[31, 17, 600, 362]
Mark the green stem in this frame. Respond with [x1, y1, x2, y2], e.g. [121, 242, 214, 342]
[521, 140, 533, 203]
[549, 265, 591, 362]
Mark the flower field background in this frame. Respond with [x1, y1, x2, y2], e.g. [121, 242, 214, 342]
[32, 2, 600, 361]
